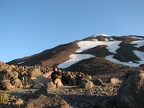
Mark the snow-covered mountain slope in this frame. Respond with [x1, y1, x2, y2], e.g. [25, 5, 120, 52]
[58, 35, 144, 68]
[7, 35, 144, 69]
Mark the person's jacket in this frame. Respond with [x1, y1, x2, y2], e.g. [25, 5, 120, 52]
[51, 71, 62, 82]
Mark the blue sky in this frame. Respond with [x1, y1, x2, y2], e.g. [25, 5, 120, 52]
[0, 0, 144, 62]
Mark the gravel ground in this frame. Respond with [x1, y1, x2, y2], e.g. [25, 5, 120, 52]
[1, 83, 120, 108]
[47, 84, 119, 108]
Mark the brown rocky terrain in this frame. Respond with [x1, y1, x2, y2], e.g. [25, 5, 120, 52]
[0, 59, 143, 108]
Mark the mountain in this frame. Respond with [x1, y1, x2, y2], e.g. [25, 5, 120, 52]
[7, 34, 144, 75]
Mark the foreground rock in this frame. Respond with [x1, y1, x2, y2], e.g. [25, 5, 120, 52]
[116, 70, 144, 108]
[25, 94, 72, 108]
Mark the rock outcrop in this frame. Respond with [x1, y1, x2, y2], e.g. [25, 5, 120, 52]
[116, 70, 144, 108]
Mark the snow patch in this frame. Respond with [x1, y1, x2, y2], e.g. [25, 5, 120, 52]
[76, 40, 121, 53]
[58, 54, 95, 68]
[94, 34, 109, 37]
[106, 41, 121, 53]
[133, 50, 144, 63]
[138, 37, 144, 40]
[109, 37, 115, 41]
[105, 55, 140, 67]
[17, 61, 25, 64]
[105, 38, 109, 41]
[131, 40, 144, 48]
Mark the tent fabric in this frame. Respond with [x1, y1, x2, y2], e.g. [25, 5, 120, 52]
[31, 71, 52, 85]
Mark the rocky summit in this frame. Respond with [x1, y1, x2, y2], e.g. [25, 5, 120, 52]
[0, 34, 144, 108]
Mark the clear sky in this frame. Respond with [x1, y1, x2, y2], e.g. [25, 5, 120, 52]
[0, 0, 144, 62]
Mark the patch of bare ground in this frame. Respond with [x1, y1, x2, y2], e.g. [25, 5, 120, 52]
[113, 41, 140, 62]
[138, 46, 144, 51]
[80, 45, 113, 57]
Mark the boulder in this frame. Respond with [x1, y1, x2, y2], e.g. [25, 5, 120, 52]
[11, 78, 23, 88]
[85, 74, 92, 80]
[1, 79, 13, 90]
[11, 71, 23, 88]
[116, 70, 144, 108]
[79, 78, 94, 89]
[29, 67, 42, 78]
[3, 70, 14, 80]
[15, 99, 24, 106]
[0, 61, 5, 65]
[110, 78, 121, 85]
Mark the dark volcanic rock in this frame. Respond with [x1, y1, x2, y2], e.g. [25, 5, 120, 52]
[116, 69, 144, 108]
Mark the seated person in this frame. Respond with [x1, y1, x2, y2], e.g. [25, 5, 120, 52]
[50, 65, 63, 87]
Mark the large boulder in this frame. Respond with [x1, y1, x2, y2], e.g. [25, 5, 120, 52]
[1, 79, 13, 90]
[11, 78, 23, 88]
[28, 67, 42, 78]
[116, 70, 144, 108]
[79, 78, 94, 89]
[1, 70, 15, 90]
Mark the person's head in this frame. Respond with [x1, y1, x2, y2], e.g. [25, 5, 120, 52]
[53, 65, 58, 72]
